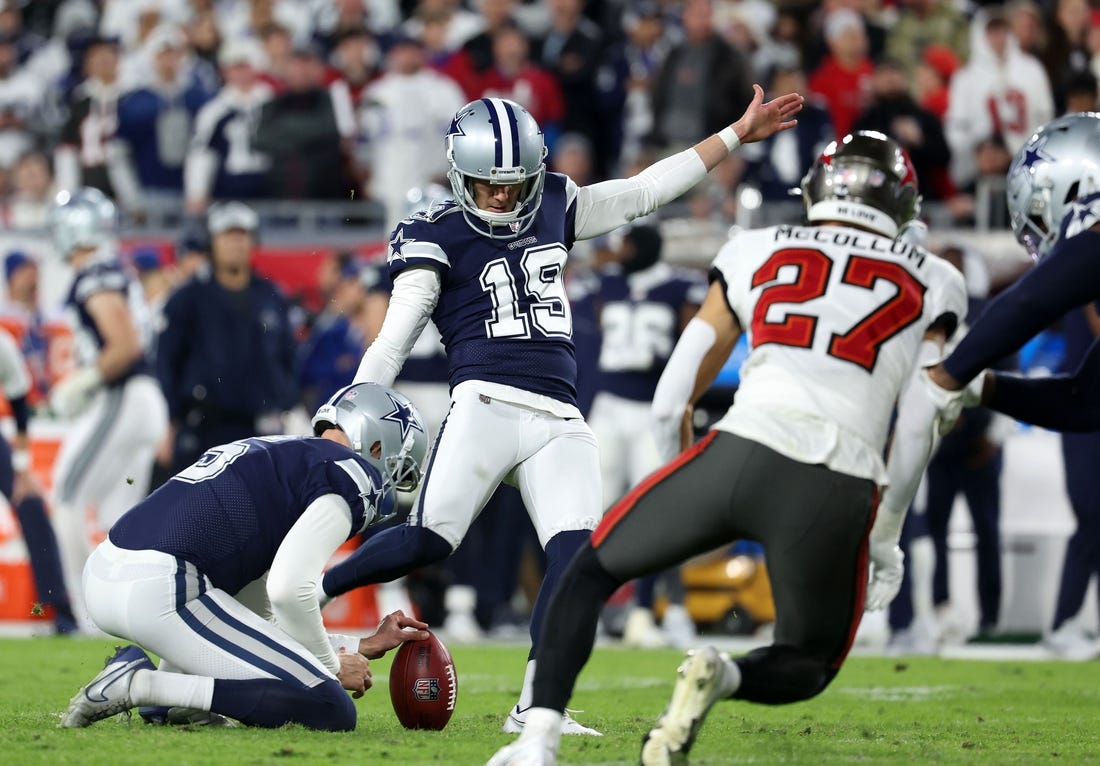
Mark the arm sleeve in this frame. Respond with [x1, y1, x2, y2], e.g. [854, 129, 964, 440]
[873, 340, 947, 545]
[943, 231, 1100, 383]
[571, 147, 709, 241]
[650, 318, 717, 461]
[352, 267, 440, 386]
[266, 493, 354, 675]
[986, 337, 1100, 431]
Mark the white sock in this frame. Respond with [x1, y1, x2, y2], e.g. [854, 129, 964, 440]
[130, 669, 215, 711]
[910, 536, 936, 620]
[516, 659, 536, 711]
[717, 653, 742, 698]
[522, 707, 563, 750]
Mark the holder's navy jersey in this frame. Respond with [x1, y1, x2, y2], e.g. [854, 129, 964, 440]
[109, 437, 391, 595]
[386, 173, 579, 406]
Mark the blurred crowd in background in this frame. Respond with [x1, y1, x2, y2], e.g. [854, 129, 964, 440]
[0, 0, 1098, 231]
[1, 0, 1099, 656]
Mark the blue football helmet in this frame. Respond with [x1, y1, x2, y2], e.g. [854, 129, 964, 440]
[312, 382, 429, 496]
[1007, 112, 1100, 259]
[445, 97, 547, 239]
[47, 187, 118, 259]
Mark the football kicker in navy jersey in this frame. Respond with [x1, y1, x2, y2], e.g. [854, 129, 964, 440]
[385, 178, 577, 405]
[338, 91, 804, 737]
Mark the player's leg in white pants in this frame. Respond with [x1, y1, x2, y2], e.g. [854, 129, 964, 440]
[82, 540, 356, 730]
[588, 392, 629, 510]
[51, 376, 167, 625]
[506, 410, 602, 734]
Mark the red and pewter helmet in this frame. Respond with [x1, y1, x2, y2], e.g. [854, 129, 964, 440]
[799, 130, 922, 239]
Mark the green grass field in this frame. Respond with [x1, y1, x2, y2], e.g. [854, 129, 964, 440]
[2, 637, 1098, 765]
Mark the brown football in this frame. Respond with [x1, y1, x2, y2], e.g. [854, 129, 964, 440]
[387, 632, 458, 730]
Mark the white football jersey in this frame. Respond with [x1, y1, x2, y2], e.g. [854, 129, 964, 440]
[711, 223, 968, 484]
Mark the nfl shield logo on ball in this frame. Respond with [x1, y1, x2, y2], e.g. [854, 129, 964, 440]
[413, 678, 440, 701]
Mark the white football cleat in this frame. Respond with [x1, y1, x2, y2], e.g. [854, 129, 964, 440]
[503, 705, 602, 736]
[640, 647, 725, 766]
[486, 734, 558, 766]
[60, 645, 155, 728]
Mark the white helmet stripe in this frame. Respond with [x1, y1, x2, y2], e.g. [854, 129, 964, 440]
[488, 98, 514, 168]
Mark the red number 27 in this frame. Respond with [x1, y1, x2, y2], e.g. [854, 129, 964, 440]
[750, 248, 926, 372]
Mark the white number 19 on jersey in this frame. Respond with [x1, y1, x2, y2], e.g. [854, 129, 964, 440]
[480, 244, 572, 340]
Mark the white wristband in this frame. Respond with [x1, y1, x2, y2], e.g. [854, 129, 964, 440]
[718, 126, 741, 153]
[11, 448, 30, 472]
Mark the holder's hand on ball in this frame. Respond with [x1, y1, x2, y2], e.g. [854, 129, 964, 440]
[359, 610, 431, 660]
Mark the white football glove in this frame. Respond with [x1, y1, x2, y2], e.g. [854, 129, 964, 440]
[50, 366, 103, 419]
[918, 367, 971, 437]
[866, 537, 905, 611]
[865, 506, 906, 611]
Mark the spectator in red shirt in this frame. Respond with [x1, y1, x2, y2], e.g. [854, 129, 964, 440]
[808, 8, 873, 139]
[478, 24, 565, 147]
[916, 43, 958, 121]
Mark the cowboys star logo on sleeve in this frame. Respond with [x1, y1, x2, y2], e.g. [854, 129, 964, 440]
[388, 228, 415, 264]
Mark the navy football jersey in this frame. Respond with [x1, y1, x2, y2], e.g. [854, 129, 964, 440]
[386, 173, 579, 404]
[190, 91, 271, 200]
[109, 437, 392, 595]
[596, 262, 707, 401]
[65, 258, 151, 382]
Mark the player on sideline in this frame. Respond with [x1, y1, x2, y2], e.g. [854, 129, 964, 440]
[46, 188, 169, 627]
[487, 132, 971, 766]
[320, 87, 803, 735]
[59, 382, 431, 731]
[924, 112, 1100, 430]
